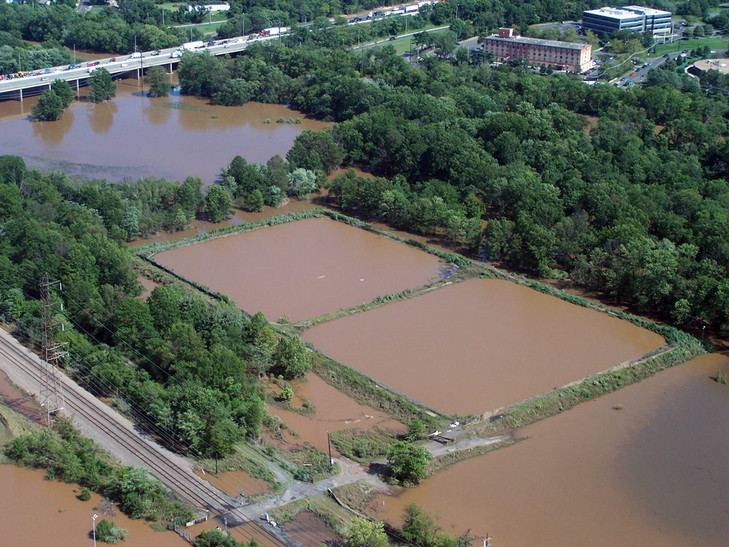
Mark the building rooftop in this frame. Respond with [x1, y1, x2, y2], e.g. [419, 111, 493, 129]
[584, 6, 671, 19]
[624, 5, 671, 17]
[484, 34, 589, 51]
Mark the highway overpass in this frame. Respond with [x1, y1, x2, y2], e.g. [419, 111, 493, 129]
[0, 34, 280, 101]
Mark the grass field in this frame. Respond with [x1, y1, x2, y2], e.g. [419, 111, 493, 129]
[355, 24, 446, 55]
[650, 36, 729, 57]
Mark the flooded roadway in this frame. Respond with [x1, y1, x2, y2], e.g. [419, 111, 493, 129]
[303, 278, 665, 415]
[153, 217, 445, 322]
[368, 353, 729, 546]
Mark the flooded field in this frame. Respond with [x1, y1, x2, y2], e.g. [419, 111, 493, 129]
[368, 353, 729, 546]
[153, 217, 445, 322]
[303, 278, 665, 415]
[0, 465, 186, 547]
[0, 78, 329, 185]
[267, 373, 404, 453]
[195, 468, 272, 499]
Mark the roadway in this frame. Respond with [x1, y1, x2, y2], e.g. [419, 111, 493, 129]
[0, 34, 279, 99]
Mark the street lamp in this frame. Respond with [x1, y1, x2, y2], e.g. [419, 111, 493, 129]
[92, 514, 98, 547]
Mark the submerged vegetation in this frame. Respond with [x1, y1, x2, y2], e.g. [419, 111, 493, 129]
[4, 418, 193, 526]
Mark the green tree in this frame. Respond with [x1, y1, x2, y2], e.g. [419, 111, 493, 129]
[272, 335, 311, 379]
[193, 528, 257, 547]
[204, 185, 232, 222]
[430, 31, 458, 60]
[88, 68, 116, 103]
[287, 130, 342, 173]
[347, 517, 389, 547]
[147, 66, 171, 97]
[51, 79, 75, 107]
[387, 441, 431, 485]
[177, 177, 204, 220]
[247, 188, 264, 212]
[287, 167, 317, 199]
[121, 205, 140, 240]
[95, 519, 128, 544]
[31, 89, 65, 121]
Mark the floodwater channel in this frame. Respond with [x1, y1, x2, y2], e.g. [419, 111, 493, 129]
[153, 217, 445, 322]
[0, 78, 329, 185]
[0, 464, 187, 547]
[267, 372, 404, 453]
[368, 353, 729, 546]
[303, 278, 665, 416]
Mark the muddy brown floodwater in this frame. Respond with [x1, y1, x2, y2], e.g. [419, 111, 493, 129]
[0, 464, 187, 547]
[303, 278, 665, 416]
[153, 217, 445, 322]
[0, 78, 329, 185]
[369, 353, 729, 546]
[267, 372, 405, 453]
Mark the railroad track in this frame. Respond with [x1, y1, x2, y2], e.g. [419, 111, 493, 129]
[0, 329, 231, 511]
[0, 329, 308, 547]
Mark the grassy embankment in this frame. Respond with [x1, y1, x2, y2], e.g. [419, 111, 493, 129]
[269, 495, 355, 536]
[198, 443, 287, 499]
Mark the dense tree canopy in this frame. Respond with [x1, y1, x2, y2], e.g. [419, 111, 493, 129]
[176, 38, 729, 337]
[0, 156, 291, 458]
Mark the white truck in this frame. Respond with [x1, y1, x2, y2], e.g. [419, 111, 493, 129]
[180, 41, 205, 51]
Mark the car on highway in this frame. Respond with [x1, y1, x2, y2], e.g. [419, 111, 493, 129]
[151, 50, 161, 56]
[108, 57, 116, 63]
[88, 61, 100, 67]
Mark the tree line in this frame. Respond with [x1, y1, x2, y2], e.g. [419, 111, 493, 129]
[174, 38, 729, 337]
[0, 156, 313, 460]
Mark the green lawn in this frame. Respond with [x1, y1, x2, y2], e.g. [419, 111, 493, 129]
[354, 24, 446, 54]
[650, 36, 729, 57]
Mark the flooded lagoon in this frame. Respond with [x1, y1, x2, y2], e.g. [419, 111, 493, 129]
[267, 372, 404, 453]
[153, 217, 445, 322]
[303, 278, 665, 415]
[368, 353, 729, 546]
[0, 79, 329, 185]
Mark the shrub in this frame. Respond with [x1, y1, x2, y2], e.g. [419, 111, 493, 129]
[95, 519, 128, 544]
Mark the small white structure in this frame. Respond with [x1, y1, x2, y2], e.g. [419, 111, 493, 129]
[186, 2, 230, 13]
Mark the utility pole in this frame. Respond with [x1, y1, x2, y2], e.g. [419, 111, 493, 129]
[39, 273, 66, 426]
[327, 431, 333, 469]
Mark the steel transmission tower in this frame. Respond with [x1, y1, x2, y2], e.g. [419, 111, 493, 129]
[39, 273, 66, 426]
